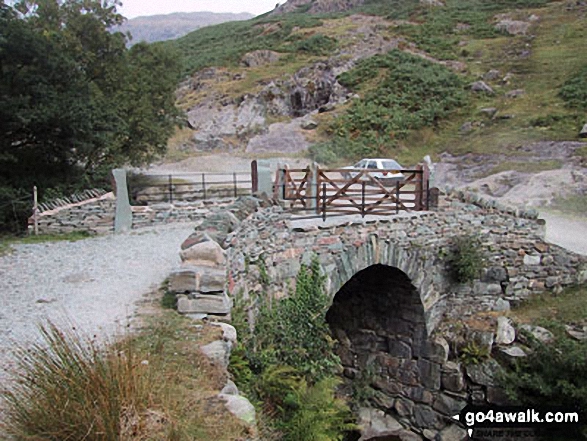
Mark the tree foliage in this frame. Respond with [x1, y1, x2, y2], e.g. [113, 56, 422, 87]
[0, 0, 182, 231]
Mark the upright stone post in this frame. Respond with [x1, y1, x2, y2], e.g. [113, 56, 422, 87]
[255, 159, 273, 197]
[112, 168, 132, 233]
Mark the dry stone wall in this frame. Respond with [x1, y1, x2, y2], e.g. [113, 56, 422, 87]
[32, 193, 241, 234]
[33, 192, 116, 235]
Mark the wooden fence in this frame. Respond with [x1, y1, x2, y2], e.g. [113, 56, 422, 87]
[274, 164, 430, 219]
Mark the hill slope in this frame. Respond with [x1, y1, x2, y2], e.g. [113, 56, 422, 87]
[162, 0, 586, 188]
[114, 11, 254, 45]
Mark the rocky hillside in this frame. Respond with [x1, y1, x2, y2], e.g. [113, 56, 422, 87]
[163, 0, 587, 202]
[114, 11, 253, 45]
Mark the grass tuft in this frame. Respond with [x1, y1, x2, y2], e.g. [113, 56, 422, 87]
[2, 322, 152, 440]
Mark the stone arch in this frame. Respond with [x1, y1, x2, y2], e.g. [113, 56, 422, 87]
[326, 264, 428, 377]
[326, 264, 451, 432]
[323, 237, 448, 336]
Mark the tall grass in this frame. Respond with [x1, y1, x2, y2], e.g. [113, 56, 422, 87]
[2, 322, 152, 440]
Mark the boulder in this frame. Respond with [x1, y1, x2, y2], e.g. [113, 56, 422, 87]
[218, 393, 256, 425]
[495, 316, 516, 345]
[565, 324, 587, 341]
[505, 89, 525, 98]
[495, 345, 528, 365]
[483, 69, 501, 81]
[240, 50, 280, 67]
[212, 322, 238, 344]
[470, 81, 495, 94]
[495, 19, 530, 35]
[221, 380, 239, 396]
[518, 324, 554, 344]
[200, 340, 232, 368]
[441, 361, 464, 392]
[580, 123, 587, 138]
[180, 236, 225, 266]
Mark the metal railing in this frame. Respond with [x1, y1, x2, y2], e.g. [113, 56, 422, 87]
[128, 172, 253, 205]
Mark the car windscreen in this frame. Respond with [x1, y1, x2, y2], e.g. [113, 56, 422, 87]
[382, 160, 401, 170]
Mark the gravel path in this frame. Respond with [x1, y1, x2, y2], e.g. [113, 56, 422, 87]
[541, 211, 587, 256]
[0, 223, 194, 383]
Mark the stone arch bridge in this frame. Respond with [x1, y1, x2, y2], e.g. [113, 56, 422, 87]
[170, 190, 586, 440]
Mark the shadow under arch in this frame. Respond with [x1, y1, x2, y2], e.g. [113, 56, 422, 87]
[326, 263, 429, 385]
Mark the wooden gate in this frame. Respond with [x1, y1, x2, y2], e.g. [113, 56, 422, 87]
[274, 164, 429, 219]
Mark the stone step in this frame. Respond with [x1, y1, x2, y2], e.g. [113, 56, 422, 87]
[177, 293, 232, 315]
[169, 265, 226, 294]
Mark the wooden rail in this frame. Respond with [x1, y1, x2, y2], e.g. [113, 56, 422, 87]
[275, 164, 430, 218]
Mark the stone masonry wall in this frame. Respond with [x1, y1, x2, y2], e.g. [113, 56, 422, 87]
[34, 193, 116, 235]
[33, 194, 242, 234]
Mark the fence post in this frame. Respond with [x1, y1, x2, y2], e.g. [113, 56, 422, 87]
[251, 160, 258, 194]
[322, 182, 327, 221]
[168, 174, 173, 204]
[422, 161, 430, 211]
[233, 172, 238, 198]
[396, 181, 400, 214]
[414, 164, 423, 211]
[202, 173, 207, 200]
[361, 181, 366, 218]
[33, 186, 38, 236]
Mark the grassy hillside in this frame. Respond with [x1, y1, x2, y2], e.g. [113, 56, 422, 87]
[164, 0, 587, 166]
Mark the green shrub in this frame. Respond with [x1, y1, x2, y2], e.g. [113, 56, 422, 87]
[328, 50, 467, 161]
[458, 340, 490, 365]
[294, 34, 337, 55]
[229, 257, 354, 440]
[447, 235, 485, 283]
[501, 334, 587, 439]
[559, 65, 587, 111]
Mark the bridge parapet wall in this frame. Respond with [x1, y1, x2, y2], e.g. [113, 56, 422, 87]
[227, 192, 586, 332]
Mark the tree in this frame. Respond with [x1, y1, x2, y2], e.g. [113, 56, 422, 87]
[0, 1, 182, 231]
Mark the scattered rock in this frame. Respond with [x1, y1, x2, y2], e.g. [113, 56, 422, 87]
[579, 123, 587, 138]
[483, 69, 501, 81]
[505, 89, 525, 98]
[501, 72, 514, 84]
[479, 107, 498, 118]
[240, 50, 281, 67]
[495, 345, 528, 365]
[470, 81, 495, 94]
[200, 339, 232, 368]
[420, 0, 444, 6]
[221, 380, 239, 396]
[565, 324, 587, 341]
[518, 324, 554, 345]
[301, 119, 318, 130]
[495, 19, 531, 35]
[495, 316, 516, 345]
[218, 393, 256, 425]
[212, 322, 238, 344]
[459, 121, 474, 133]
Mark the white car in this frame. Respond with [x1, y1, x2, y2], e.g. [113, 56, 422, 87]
[341, 158, 405, 184]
